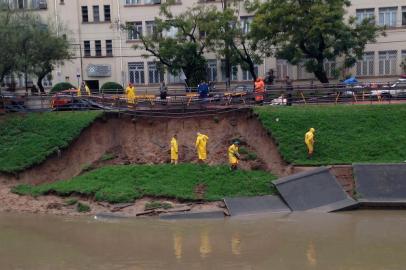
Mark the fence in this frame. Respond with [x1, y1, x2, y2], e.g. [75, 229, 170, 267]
[1, 81, 406, 114]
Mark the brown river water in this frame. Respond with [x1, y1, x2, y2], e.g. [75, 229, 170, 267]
[1, 210, 406, 270]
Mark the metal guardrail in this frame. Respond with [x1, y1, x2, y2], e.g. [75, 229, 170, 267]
[1, 82, 406, 113]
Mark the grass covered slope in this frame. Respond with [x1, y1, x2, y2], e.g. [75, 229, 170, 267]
[255, 104, 406, 165]
[12, 164, 276, 203]
[0, 111, 102, 173]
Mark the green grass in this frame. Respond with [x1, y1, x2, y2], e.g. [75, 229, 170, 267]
[0, 111, 102, 173]
[254, 104, 406, 165]
[12, 164, 276, 203]
[145, 201, 173, 210]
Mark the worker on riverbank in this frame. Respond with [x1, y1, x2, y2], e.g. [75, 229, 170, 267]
[171, 134, 178, 165]
[305, 128, 316, 158]
[254, 77, 265, 103]
[195, 132, 209, 163]
[125, 83, 136, 104]
[228, 140, 241, 170]
[78, 81, 91, 96]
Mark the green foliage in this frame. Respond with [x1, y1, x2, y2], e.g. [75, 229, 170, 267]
[254, 105, 406, 165]
[250, 0, 383, 83]
[0, 111, 102, 173]
[13, 164, 276, 203]
[0, 9, 71, 90]
[50, 82, 76, 93]
[246, 152, 258, 161]
[128, 5, 224, 86]
[76, 202, 90, 212]
[100, 153, 116, 162]
[100, 82, 124, 93]
[145, 201, 173, 210]
[64, 198, 78, 206]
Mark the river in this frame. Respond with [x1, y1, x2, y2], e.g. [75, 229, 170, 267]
[1, 210, 406, 270]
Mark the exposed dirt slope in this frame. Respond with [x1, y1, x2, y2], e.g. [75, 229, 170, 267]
[0, 111, 289, 185]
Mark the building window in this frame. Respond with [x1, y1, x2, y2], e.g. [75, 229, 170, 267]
[168, 71, 185, 84]
[379, 50, 398, 75]
[148, 62, 163, 84]
[93, 6, 99, 22]
[323, 60, 336, 78]
[276, 59, 292, 79]
[145, 0, 161, 4]
[207, 60, 217, 82]
[128, 22, 142, 40]
[163, 25, 178, 38]
[356, 52, 374, 76]
[145, 21, 157, 37]
[379, 7, 397, 27]
[104, 5, 111, 22]
[221, 60, 238, 81]
[84, 41, 91, 57]
[240, 16, 253, 34]
[128, 62, 145, 84]
[356, 8, 375, 24]
[81, 6, 88, 23]
[242, 65, 258, 81]
[125, 0, 141, 4]
[106, 40, 113, 56]
[297, 62, 314, 80]
[95, 40, 102, 57]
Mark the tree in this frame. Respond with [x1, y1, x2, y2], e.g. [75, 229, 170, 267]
[249, 0, 383, 83]
[0, 6, 21, 84]
[215, 7, 264, 81]
[0, 7, 71, 92]
[127, 4, 222, 87]
[26, 21, 71, 92]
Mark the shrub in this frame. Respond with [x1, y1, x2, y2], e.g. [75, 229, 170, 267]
[77, 202, 91, 212]
[100, 82, 124, 94]
[50, 82, 76, 93]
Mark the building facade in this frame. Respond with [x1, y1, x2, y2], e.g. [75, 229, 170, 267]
[4, 0, 406, 90]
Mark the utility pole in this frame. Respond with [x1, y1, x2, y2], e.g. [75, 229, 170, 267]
[223, 0, 232, 90]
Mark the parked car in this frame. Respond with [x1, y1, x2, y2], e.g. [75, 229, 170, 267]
[51, 89, 97, 110]
[370, 79, 406, 98]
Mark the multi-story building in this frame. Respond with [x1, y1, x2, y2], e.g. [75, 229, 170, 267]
[3, 0, 406, 90]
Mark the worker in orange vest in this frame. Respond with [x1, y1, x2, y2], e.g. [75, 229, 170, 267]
[254, 77, 265, 103]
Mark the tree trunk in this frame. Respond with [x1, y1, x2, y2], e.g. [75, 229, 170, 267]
[313, 61, 329, 83]
[37, 76, 45, 93]
[249, 61, 257, 81]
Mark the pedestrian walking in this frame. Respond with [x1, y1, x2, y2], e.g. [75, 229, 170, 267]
[195, 132, 209, 163]
[285, 76, 293, 106]
[254, 77, 265, 103]
[304, 128, 316, 158]
[228, 140, 241, 170]
[125, 83, 136, 104]
[170, 134, 178, 165]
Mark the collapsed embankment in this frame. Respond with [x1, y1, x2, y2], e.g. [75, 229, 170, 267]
[0, 110, 290, 185]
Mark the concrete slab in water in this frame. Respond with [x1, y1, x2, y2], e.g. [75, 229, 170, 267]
[354, 163, 406, 206]
[224, 195, 291, 216]
[159, 211, 225, 220]
[273, 167, 358, 212]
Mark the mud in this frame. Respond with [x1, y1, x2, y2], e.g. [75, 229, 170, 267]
[0, 110, 288, 185]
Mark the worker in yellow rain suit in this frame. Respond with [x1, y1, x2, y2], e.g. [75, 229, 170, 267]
[228, 141, 241, 170]
[77, 81, 91, 97]
[304, 128, 316, 158]
[195, 132, 209, 163]
[125, 83, 136, 104]
[170, 134, 178, 165]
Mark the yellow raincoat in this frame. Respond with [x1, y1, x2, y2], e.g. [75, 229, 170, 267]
[125, 86, 136, 104]
[195, 133, 209, 160]
[77, 85, 91, 97]
[171, 137, 178, 161]
[228, 144, 239, 165]
[304, 128, 315, 154]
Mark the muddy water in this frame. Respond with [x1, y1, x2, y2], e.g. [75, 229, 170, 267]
[1, 211, 406, 270]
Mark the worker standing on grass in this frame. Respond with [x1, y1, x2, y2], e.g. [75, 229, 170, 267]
[195, 132, 209, 163]
[228, 141, 241, 170]
[171, 134, 179, 165]
[125, 83, 136, 104]
[305, 128, 316, 158]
